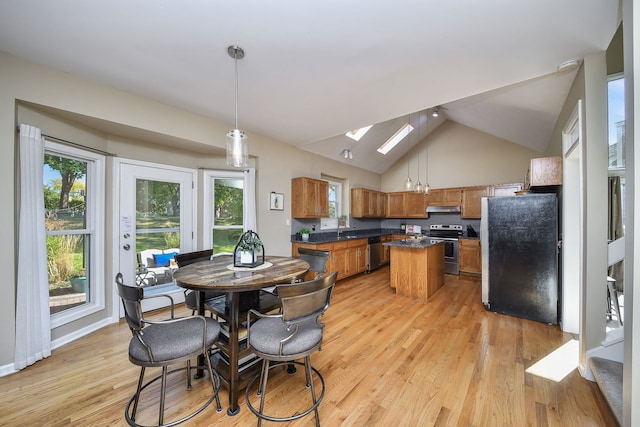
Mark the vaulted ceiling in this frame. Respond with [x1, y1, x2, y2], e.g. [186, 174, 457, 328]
[0, 1, 620, 173]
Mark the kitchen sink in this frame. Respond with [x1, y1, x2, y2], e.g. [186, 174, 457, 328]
[337, 235, 359, 240]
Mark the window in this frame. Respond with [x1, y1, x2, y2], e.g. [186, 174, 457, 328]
[345, 125, 372, 141]
[320, 178, 344, 230]
[203, 171, 247, 253]
[44, 141, 105, 326]
[608, 75, 625, 231]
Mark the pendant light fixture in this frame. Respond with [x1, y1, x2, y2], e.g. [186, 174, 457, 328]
[424, 114, 431, 195]
[226, 45, 249, 168]
[414, 113, 424, 193]
[404, 114, 414, 190]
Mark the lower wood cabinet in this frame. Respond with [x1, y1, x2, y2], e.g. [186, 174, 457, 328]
[380, 235, 392, 264]
[292, 238, 368, 280]
[459, 238, 482, 276]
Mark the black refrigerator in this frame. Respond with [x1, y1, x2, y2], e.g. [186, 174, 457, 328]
[480, 194, 559, 324]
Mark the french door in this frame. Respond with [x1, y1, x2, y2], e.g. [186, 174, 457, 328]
[117, 160, 196, 311]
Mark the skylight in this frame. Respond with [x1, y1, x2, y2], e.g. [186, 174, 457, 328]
[377, 123, 414, 155]
[345, 125, 373, 141]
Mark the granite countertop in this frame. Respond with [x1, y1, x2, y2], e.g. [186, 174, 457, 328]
[291, 228, 403, 244]
[384, 238, 442, 249]
[291, 228, 476, 245]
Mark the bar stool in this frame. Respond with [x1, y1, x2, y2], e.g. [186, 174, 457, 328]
[245, 271, 337, 426]
[606, 276, 623, 326]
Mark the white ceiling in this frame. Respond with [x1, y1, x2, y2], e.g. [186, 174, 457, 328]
[0, 1, 620, 173]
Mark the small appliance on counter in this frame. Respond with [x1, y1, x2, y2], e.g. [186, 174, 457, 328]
[466, 225, 478, 237]
[405, 225, 422, 234]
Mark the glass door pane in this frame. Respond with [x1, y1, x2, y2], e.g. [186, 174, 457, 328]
[135, 179, 181, 285]
[118, 162, 194, 306]
[212, 177, 244, 253]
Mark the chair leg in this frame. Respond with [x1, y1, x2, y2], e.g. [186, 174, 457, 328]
[131, 367, 146, 421]
[159, 366, 168, 425]
[607, 281, 623, 326]
[204, 350, 223, 413]
[257, 359, 270, 427]
[186, 359, 192, 390]
[304, 356, 320, 427]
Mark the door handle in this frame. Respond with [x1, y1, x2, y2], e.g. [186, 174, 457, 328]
[123, 244, 131, 251]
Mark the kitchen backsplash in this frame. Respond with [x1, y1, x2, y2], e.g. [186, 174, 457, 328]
[292, 213, 481, 238]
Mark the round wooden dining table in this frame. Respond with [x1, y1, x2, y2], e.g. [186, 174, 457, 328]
[173, 255, 309, 416]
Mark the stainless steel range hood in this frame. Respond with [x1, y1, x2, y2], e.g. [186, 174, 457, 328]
[426, 205, 461, 213]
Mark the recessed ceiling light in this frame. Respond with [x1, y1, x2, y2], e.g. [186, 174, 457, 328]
[557, 59, 581, 74]
[377, 123, 414, 155]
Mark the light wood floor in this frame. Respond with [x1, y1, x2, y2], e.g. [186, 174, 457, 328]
[0, 268, 617, 426]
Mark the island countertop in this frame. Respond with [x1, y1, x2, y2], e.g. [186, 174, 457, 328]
[384, 238, 442, 249]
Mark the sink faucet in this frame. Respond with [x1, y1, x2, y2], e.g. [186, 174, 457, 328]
[337, 226, 342, 238]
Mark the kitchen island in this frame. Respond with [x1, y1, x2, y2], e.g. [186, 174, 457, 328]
[384, 238, 445, 300]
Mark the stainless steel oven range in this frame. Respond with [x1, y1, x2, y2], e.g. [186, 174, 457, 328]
[428, 224, 463, 275]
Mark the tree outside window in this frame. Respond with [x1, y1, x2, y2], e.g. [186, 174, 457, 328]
[44, 154, 89, 314]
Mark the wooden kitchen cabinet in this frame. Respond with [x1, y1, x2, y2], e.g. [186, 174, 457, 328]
[492, 182, 523, 196]
[528, 156, 562, 187]
[461, 186, 490, 219]
[351, 188, 386, 218]
[385, 191, 426, 218]
[337, 239, 368, 279]
[291, 238, 368, 281]
[386, 192, 406, 217]
[461, 183, 523, 218]
[405, 192, 427, 217]
[426, 188, 462, 206]
[380, 235, 392, 265]
[291, 177, 329, 218]
[459, 238, 482, 276]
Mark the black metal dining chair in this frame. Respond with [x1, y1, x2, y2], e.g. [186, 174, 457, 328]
[297, 247, 330, 279]
[116, 273, 222, 427]
[244, 271, 337, 426]
[175, 250, 227, 318]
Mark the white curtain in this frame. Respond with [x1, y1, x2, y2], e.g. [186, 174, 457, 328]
[243, 168, 257, 232]
[15, 124, 51, 370]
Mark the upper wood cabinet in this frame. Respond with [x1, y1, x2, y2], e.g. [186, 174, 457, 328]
[528, 156, 562, 187]
[492, 182, 523, 196]
[351, 188, 386, 218]
[385, 191, 427, 218]
[386, 192, 406, 217]
[291, 177, 329, 218]
[461, 186, 490, 218]
[460, 183, 523, 218]
[426, 188, 462, 206]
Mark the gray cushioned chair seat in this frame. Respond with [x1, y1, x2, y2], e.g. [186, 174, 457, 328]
[249, 317, 322, 356]
[129, 317, 220, 363]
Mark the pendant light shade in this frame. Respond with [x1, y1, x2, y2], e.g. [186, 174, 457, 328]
[226, 129, 248, 167]
[226, 45, 249, 168]
[404, 176, 414, 190]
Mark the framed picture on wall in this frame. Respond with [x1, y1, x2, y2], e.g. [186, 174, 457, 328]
[270, 192, 284, 210]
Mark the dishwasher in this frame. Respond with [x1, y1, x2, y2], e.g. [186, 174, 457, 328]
[367, 236, 383, 272]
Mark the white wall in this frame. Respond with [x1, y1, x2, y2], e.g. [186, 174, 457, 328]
[381, 120, 540, 192]
[0, 51, 380, 368]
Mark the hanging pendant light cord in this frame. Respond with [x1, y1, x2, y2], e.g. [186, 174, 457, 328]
[234, 50, 239, 130]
